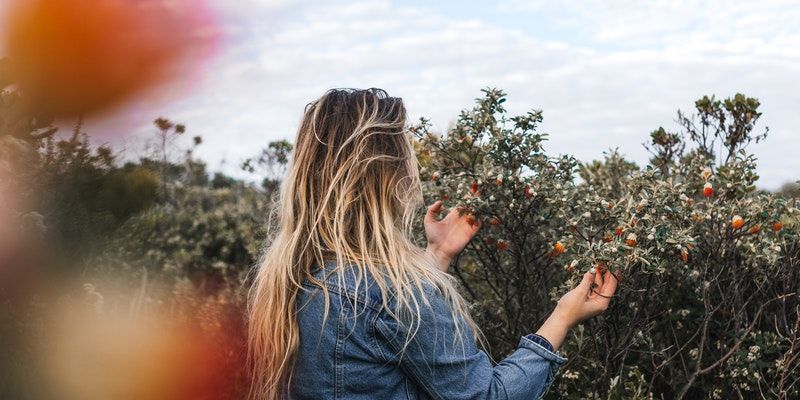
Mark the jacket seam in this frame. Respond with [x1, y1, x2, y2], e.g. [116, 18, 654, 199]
[334, 306, 345, 399]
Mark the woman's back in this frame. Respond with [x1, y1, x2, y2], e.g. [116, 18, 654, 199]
[290, 261, 567, 400]
[291, 262, 415, 399]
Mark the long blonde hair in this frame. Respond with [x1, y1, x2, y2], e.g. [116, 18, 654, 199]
[247, 88, 477, 399]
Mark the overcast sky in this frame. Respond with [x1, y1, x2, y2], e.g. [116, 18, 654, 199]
[81, 0, 798, 189]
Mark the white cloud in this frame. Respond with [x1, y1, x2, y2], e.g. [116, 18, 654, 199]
[86, 0, 799, 189]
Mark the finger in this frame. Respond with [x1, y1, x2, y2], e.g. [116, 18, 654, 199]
[600, 270, 618, 297]
[593, 267, 604, 288]
[577, 271, 594, 292]
[425, 200, 443, 225]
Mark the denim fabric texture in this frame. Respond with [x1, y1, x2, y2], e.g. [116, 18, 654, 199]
[289, 261, 567, 399]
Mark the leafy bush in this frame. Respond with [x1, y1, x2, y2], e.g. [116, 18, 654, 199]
[415, 89, 800, 399]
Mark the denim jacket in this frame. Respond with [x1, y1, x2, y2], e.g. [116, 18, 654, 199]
[289, 262, 567, 399]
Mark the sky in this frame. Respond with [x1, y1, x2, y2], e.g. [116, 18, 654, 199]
[79, 0, 800, 189]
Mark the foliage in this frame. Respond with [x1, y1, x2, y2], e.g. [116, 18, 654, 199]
[4, 59, 799, 398]
[415, 89, 800, 399]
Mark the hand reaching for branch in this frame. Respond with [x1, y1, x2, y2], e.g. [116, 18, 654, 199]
[424, 200, 481, 272]
[535, 269, 618, 351]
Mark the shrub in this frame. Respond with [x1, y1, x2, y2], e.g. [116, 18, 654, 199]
[415, 89, 799, 399]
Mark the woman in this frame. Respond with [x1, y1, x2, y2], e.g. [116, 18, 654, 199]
[248, 88, 617, 399]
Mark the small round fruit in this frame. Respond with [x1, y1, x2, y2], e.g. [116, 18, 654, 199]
[625, 233, 637, 247]
[470, 180, 479, 196]
[773, 222, 783, 232]
[703, 182, 714, 198]
[524, 187, 534, 199]
[748, 225, 761, 235]
[731, 215, 745, 230]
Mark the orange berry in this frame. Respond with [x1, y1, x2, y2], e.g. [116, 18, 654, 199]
[524, 187, 534, 199]
[489, 216, 501, 226]
[549, 241, 566, 258]
[731, 216, 746, 229]
[748, 225, 761, 235]
[470, 180, 479, 196]
[680, 249, 689, 262]
[703, 182, 714, 198]
[625, 233, 637, 247]
[773, 222, 783, 232]
[602, 232, 613, 243]
[615, 227, 624, 237]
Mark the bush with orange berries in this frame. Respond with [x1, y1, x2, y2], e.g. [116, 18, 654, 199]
[415, 89, 799, 399]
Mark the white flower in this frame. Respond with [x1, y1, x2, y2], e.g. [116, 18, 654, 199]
[689, 348, 699, 359]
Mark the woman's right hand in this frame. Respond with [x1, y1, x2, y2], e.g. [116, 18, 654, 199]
[535, 269, 617, 351]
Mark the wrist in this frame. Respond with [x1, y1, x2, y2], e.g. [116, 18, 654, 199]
[426, 245, 452, 272]
[535, 310, 572, 352]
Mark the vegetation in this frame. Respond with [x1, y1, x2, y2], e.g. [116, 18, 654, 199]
[2, 58, 798, 398]
[416, 89, 799, 399]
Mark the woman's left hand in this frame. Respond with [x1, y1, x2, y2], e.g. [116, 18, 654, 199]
[424, 200, 481, 272]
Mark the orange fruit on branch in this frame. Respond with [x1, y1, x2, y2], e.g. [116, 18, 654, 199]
[524, 187, 534, 199]
[625, 233, 637, 247]
[548, 241, 566, 258]
[470, 180, 480, 196]
[731, 215, 745, 230]
[703, 182, 714, 198]
[496, 240, 509, 252]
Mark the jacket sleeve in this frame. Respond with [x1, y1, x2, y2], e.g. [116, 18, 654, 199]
[373, 285, 567, 400]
